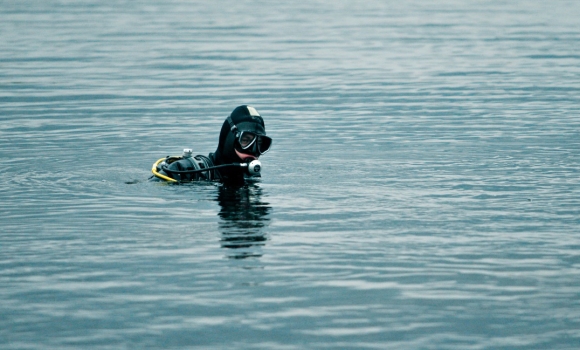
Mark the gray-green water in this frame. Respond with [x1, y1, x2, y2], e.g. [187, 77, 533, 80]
[1, 1, 580, 349]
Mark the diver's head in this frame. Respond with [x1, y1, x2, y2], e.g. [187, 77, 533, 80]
[214, 105, 272, 167]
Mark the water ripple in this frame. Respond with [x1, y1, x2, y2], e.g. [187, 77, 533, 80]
[2, 0, 580, 349]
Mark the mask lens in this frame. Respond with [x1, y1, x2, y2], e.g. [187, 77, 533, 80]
[258, 136, 272, 154]
[238, 132, 257, 149]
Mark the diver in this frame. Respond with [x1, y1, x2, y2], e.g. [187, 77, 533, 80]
[152, 105, 272, 185]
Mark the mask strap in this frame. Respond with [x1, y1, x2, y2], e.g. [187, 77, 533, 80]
[227, 116, 238, 133]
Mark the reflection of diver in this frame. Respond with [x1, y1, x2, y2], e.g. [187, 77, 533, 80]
[216, 184, 271, 259]
[152, 105, 272, 185]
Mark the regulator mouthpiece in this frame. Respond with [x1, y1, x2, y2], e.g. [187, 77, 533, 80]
[245, 159, 261, 176]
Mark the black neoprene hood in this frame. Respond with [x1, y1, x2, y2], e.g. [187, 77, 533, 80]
[213, 105, 268, 166]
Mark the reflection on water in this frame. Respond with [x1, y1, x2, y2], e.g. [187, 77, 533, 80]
[216, 183, 271, 259]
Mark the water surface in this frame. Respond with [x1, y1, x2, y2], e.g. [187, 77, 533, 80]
[1, 1, 580, 349]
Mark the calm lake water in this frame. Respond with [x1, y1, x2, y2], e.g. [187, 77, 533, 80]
[1, 0, 580, 349]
